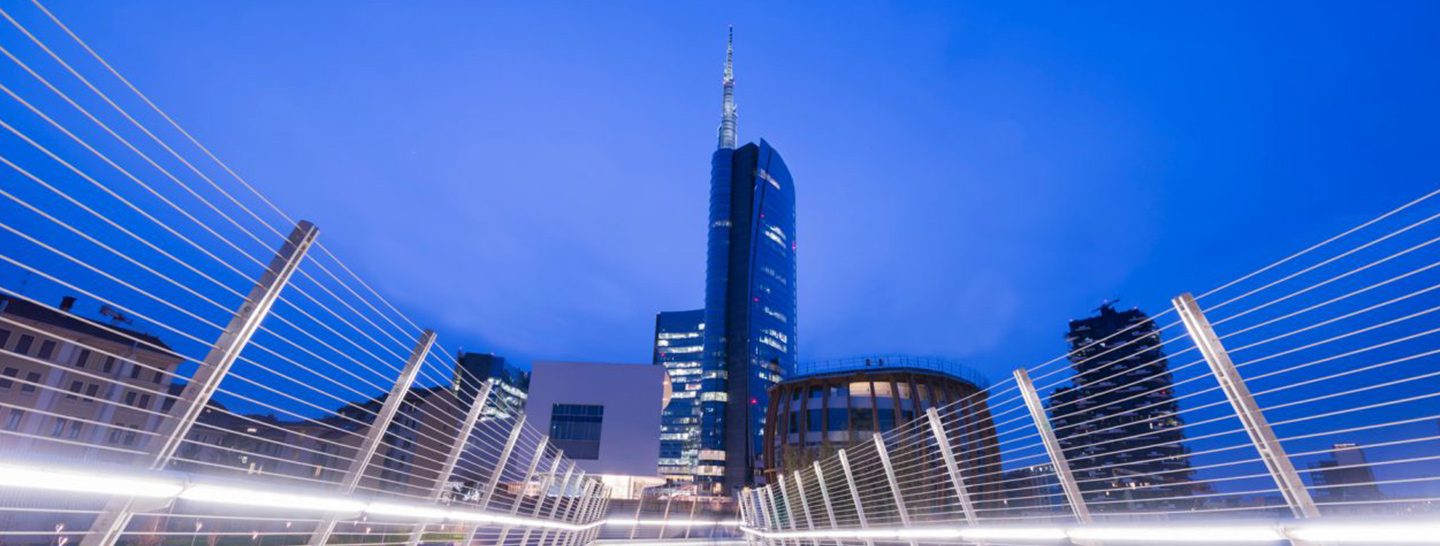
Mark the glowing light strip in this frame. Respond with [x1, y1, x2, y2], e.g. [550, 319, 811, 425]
[604, 518, 743, 527]
[740, 521, 1440, 543]
[0, 462, 601, 532]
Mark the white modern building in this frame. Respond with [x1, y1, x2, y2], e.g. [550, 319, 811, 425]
[527, 361, 669, 498]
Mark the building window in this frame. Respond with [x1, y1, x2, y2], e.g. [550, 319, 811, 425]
[0, 368, 16, 389]
[138, 394, 151, 410]
[51, 418, 68, 437]
[68, 420, 82, 439]
[549, 404, 604, 460]
[4, 409, 22, 431]
[0, 328, 9, 348]
[102, 356, 116, 374]
[14, 335, 34, 355]
[21, 372, 39, 393]
[67, 380, 83, 399]
[124, 391, 136, 405]
[37, 340, 56, 360]
[84, 384, 100, 401]
[76, 349, 91, 368]
[129, 366, 141, 379]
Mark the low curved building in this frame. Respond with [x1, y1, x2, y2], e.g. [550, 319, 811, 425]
[761, 356, 997, 484]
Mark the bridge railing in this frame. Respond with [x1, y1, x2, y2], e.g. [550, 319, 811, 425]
[741, 188, 1440, 544]
[0, 2, 615, 545]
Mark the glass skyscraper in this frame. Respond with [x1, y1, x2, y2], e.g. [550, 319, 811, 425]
[653, 309, 705, 489]
[698, 28, 798, 494]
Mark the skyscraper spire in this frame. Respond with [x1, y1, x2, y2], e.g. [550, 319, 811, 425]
[717, 26, 738, 150]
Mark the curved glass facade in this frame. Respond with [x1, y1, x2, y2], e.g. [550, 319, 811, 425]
[700, 140, 797, 493]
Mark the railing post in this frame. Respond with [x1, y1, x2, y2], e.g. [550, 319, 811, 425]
[926, 407, 978, 525]
[765, 485, 788, 546]
[683, 495, 699, 539]
[499, 452, 563, 546]
[310, 329, 437, 545]
[872, 434, 912, 526]
[538, 468, 580, 546]
[1015, 367, 1092, 523]
[531, 463, 576, 546]
[777, 473, 801, 546]
[792, 471, 819, 546]
[836, 449, 869, 528]
[627, 486, 646, 539]
[82, 221, 319, 546]
[479, 437, 550, 546]
[481, 413, 529, 509]
[553, 470, 586, 546]
[564, 481, 599, 546]
[581, 485, 610, 546]
[1173, 292, 1320, 519]
[657, 491, 675, 540]
[406, 381, 495, 546]
[811, 461, 842, 546]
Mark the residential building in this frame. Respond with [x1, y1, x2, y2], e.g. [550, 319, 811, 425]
[699, 28, 798, 494]
[1310, 443, 1383, 505]
[1047, 302, 1199, 511]
[0, 294, 181, 464]
[653, 309, 704, 489]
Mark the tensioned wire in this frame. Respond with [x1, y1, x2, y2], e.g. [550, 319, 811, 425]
[0, 120, 261, 296]
[0, 282, 535, 501]
[0, 190, 568, 493]
[0, 186, 250, 320]
[0, 47, 278, 280]
[1, 22, 446, 395]
[0, 155, 253, 306]
[1201, 206, 1440, 320]
[1031, 286, 1440, 458]
[21, 0, 439, 360]
[1205, 229, 1440, 333]
[1026, 235, 1440, 421]
[1023, 263, 1440, 458]
[0, 216, 471, 478]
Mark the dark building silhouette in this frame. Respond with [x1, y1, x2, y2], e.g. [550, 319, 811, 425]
[455, 351, 529, 417]
[699, 29, 798, 494]
[1047, 302, 1198, 511]
[1309, 443, 1383, 506]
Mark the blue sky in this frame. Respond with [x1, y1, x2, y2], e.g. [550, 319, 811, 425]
[10, 0, 1440, 385]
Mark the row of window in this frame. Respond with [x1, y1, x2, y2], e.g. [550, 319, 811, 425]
[0, 329, 166, 383]
[0, 329, 56, 360]
[1, 409, 142, 447]
[0, 368, 41, 392]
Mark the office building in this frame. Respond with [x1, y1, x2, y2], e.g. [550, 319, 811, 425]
[528, 361, 669, 499]
[761, 356, 1000, 508]
[653, 309, 705, 489]
[455, 351, 530, 417]
[1048, 302, 1198, 511]
[699, 28, 798, 494]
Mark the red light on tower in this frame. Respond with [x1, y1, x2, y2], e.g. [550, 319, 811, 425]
[750, 398, 758, 405]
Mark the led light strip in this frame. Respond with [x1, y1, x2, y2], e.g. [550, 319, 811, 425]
[603, 518, 743, 527]
[0, 462, 600, 532]
[740, 521, 1440, 543]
